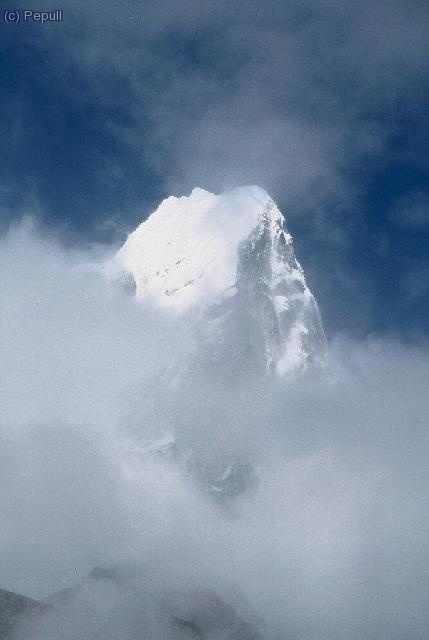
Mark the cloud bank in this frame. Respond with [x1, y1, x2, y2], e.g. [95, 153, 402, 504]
[1, 222, 428, 638]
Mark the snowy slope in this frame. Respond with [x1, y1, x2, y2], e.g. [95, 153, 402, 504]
[114, 186, 325, 375]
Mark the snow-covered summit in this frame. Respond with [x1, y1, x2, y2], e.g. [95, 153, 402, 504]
[115, 186, 275, 312]
[114, 186, 326, 375]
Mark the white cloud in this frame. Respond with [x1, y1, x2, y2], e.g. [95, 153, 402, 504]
[1, 222, 429, 638]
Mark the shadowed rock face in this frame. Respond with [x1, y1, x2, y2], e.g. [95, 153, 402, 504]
[194, 200, 326, 379]
[8, 567, 264, 640]
[0, 589, 45, 639]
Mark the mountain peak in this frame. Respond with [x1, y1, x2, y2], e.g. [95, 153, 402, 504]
[115, 186, 279, 312]
[114, 186, 325, 375]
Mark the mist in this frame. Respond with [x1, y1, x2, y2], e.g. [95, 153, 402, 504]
[0, 221, 428, 639]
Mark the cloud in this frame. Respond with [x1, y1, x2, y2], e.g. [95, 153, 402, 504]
[6, 0, 428, 217]
[1, 221, 429, 638]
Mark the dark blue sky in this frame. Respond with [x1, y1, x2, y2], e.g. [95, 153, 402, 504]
[1, 0, 428, 340]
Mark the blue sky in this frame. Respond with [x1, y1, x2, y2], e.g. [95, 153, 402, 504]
[1, 0, 428, 339]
